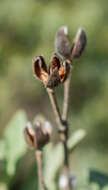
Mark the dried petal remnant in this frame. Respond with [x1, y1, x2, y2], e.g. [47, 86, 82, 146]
[32, 56, 49, 85]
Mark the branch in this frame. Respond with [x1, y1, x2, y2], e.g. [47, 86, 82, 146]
[47, 88, 65, 132]
[35, 150, 48, 190]
[61, 65, 73, 190]
[46, 66, 73, 190]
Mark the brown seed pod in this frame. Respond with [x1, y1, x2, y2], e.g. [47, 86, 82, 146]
[71, 28, 87, 59]
[24, 121, 52, 150]
[58, 60, 70, 83]
[49, 53, 61, 75]
[47, 56, 71, 88]
[32, 53, 71, 89]
[32, 55, 49, 85]
[55, 26, 71, 60]
[46, 68, 60, 88]
[46, 53, 61, 88]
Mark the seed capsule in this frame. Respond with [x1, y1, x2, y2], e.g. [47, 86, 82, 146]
[24, 121, 52, 149]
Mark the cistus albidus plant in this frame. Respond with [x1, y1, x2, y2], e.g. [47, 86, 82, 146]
[24, 26, 87, 190]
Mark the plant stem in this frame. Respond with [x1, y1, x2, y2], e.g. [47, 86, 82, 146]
[62, 65, 73, 164]
[62, 65, 73, 190]
[47, 88, 65, 132]
[47, 65, 73, 190]
[62, 65, 73, 121]
[35, 150, 48, 190]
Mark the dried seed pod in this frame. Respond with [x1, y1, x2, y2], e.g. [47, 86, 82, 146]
[24, 121, 52, 149]
[46, 53, 61, 88]
[58, 60, 70, 83]
[71, 28, 87, 59]
[47, 59, 70, 88]
[46, 68, 60, 88]
[32, 55, 49, 85]
[49, 53, 61, 75]
[55, 26, 71, 59]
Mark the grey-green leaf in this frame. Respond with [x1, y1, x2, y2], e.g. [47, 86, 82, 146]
[3, 110, 27, 176]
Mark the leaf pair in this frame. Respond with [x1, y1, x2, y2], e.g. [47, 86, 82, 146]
[32, 53, 70, 88]
[55, 26, 87, 61]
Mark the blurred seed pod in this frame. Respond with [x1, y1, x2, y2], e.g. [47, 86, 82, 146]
[71, 28, 87, 59]
[24, 122, 36, 148]
[55, 26, 71, 59]
[32, 55, 49, 85]
[24, 121, 52, 150]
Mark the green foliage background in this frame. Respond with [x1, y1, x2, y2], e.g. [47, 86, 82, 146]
[0, 0, 108, 190]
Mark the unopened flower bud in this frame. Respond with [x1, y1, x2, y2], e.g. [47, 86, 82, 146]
[71, 28, 87, 59]
[24, 121, 52, 150]
[55, 26, 71, 59]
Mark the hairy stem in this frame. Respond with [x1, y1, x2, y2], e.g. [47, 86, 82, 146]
[35, 150, 48, 190]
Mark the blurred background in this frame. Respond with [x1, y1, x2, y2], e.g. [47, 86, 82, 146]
[0, 0, 108, 190]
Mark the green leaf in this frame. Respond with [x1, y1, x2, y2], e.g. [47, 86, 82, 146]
[43, 129, 86, 190]
[90, 183, 100, 190]
[0, 140, 5, 160]
[20, 164, 38, 190]
[43, 143, 64, 190]
[103, 186, 108, 190]
[3, 110, 27, 176]
[68, 129, 86, 151]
